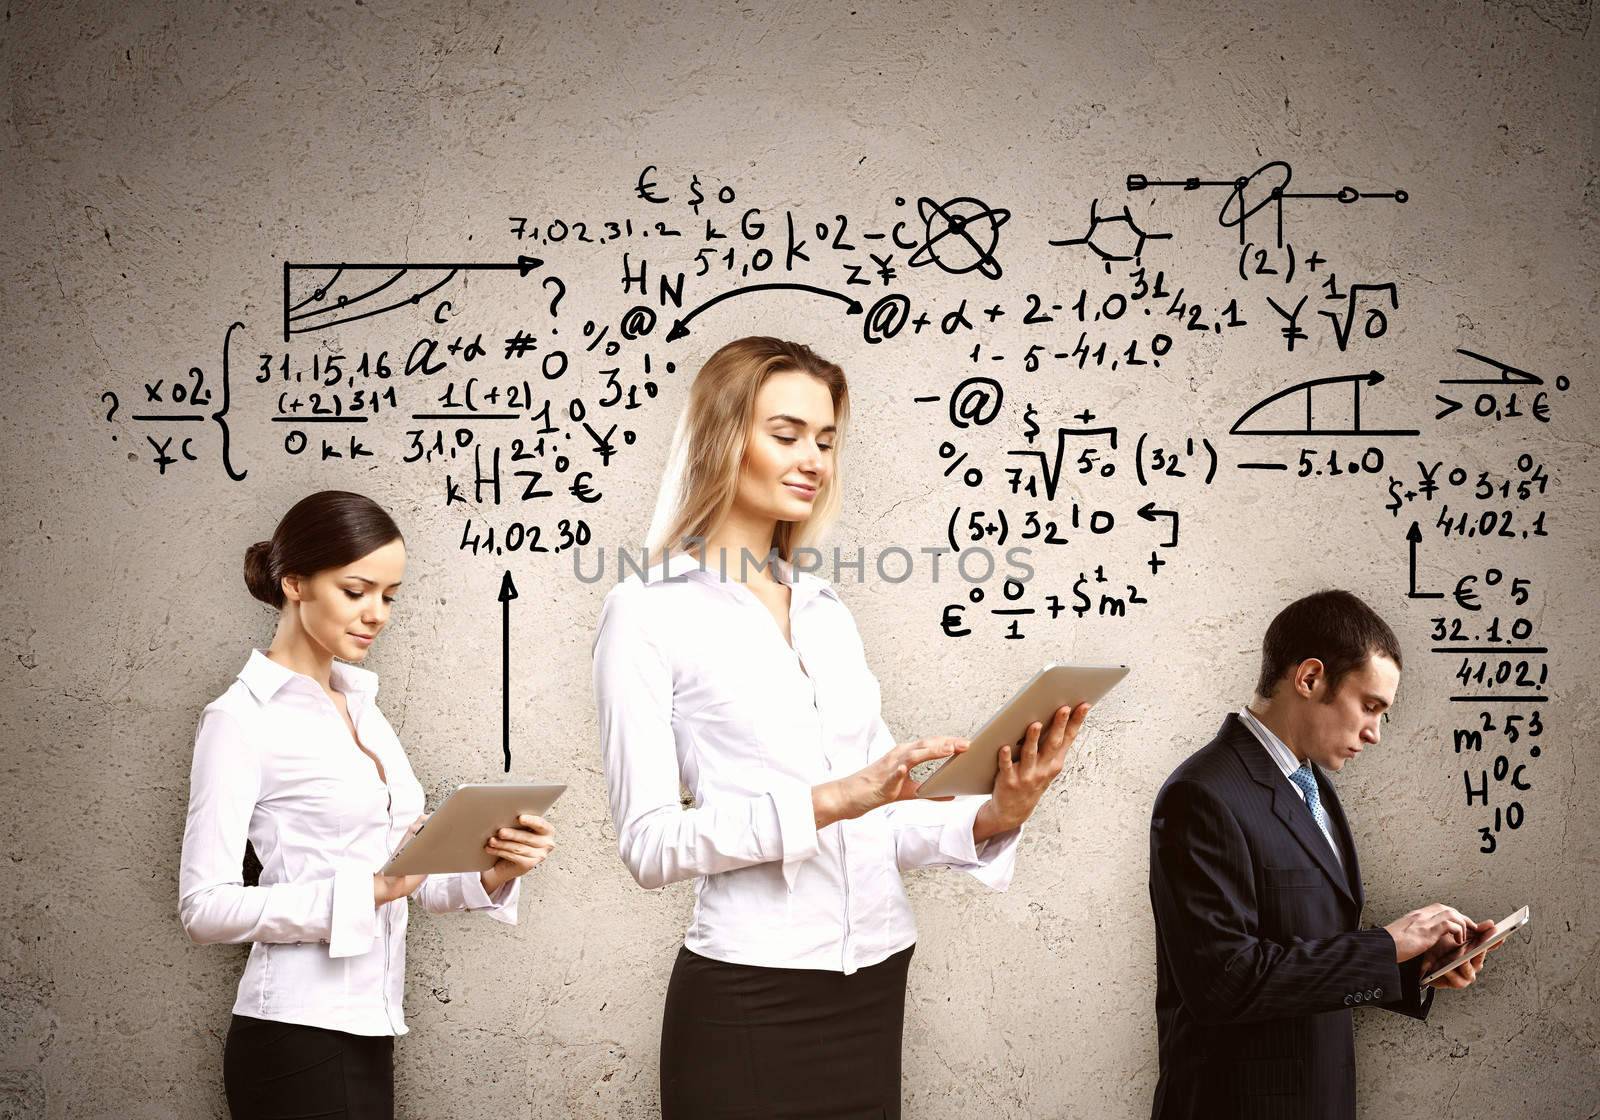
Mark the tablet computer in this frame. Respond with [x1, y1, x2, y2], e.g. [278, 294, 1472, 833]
[381, 782, 565, 876]
[914, 663, 1128, 798]
[1420, 904, 1529, 985]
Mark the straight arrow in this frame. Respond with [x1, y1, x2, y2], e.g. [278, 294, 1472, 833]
[498, 570, 519, 772]
[1405, 522, 1443, 600]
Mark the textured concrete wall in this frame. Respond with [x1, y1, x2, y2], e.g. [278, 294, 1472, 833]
[2, 1, 1597, 1116]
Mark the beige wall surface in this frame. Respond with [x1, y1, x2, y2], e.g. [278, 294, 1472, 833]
[3, 1, 1597, 1116]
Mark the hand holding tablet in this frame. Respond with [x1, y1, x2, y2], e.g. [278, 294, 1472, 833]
[915, 663, 1128, 798]
[1421, 905, 1529, 988]
[381, 782, 566, 876]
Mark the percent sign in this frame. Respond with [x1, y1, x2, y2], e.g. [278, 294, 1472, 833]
[940, 441, 984, 486]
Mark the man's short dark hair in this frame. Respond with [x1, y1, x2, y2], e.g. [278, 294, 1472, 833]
[1255, 590, 1403, 699]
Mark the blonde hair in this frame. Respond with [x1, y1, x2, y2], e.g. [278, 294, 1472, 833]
[647, 336, 849, 564]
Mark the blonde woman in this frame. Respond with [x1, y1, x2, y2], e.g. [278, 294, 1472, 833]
[591, 338, 1090, 1118]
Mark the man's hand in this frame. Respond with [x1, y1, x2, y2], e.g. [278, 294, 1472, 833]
[1422, 917, 1501, 990]
[1385, 903, 1473, 962]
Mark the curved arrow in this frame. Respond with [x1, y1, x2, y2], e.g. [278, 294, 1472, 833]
[666, 283, 864, 342]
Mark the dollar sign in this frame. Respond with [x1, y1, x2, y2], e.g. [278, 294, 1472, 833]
[1385, 477, 1403, 515]
[1071, 573, 1091, 618]
[1023, 403, 1039, 445]
[687, 175, 705, 216]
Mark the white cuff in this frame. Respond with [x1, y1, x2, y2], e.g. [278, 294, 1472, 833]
[943, 800, 1024, 892]
[939, 800, 984, 864]
[462, 872, 520, 925]
[767, 778, 821, 892]
[461, 870, 492, 907]
[328, 869, 376, 958]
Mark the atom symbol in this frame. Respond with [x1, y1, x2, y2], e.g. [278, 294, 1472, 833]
[907, 196, 1011, 279]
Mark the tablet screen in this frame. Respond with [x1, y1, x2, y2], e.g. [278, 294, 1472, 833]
[1420, 905, 1529, 985]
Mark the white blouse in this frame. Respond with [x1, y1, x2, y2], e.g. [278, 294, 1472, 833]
[178, 650, 519, 1036]
[592, 550, 1021, 975]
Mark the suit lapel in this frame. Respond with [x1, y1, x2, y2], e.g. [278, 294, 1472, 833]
[1223, 715, 1357, 906]
[1316, 770, 1364, 910]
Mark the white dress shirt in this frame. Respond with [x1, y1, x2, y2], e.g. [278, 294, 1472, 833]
[592, 550, 1021, 975]
[1237, 705, 1343, 867]
[179, 650, 519, 1036]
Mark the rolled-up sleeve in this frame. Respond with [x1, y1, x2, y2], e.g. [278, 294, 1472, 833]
[872, 715, 1024, 890]
[414, 871, 520, 925]
[593, 585, 820, 891]
[178, 708, 376, 958]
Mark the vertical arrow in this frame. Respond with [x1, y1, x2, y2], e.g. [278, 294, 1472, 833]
[1405, 522, 1443, 600]
[498, 570, 519, 771]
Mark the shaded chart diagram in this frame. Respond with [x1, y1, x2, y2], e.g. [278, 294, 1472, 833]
[1048, 199, 1172, 268]
[905, 195, 1011, 279]
[1230, 370, 1420, 441]
[1126, 160, 1406, 247]
[282, 256, 543, 340]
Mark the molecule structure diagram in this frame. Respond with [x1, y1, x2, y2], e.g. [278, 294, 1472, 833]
[1048, 198, 1173, 268]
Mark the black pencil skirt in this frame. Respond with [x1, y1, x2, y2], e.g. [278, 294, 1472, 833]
[660, 942, 915, 1120]
[222, 1014, 394, 1120]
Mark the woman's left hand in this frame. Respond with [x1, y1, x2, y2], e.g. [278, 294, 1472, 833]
[479, 814, 555, 895]
[973, 703, 1091, 841]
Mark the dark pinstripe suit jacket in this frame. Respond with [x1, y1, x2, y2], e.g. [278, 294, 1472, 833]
[1148, 714, 1432, 1120]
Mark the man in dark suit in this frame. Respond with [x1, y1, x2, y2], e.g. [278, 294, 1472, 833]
[1149, 590, 1495, 1120]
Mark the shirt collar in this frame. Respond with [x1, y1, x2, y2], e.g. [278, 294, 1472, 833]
[771, 554, 840, 610]
[1237, 705, 1306, 780]
[644, 549, 839, 608]
[238, 648, 380, 705]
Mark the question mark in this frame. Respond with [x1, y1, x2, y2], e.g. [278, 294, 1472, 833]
[542, 276, 565, 332]
[101, 391, 120, 441]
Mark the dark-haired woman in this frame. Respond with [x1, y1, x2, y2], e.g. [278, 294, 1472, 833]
[179, 490, 555, 1120]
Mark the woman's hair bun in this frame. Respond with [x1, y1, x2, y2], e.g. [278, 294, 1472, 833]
[244, 492, 403, 612]
[243, 540, 282, 608]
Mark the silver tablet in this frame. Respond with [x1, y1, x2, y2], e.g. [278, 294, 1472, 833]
[1420, 905, 1529, 985]
[380, 782, 565, 876]
[914, 663, 1128, 798]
